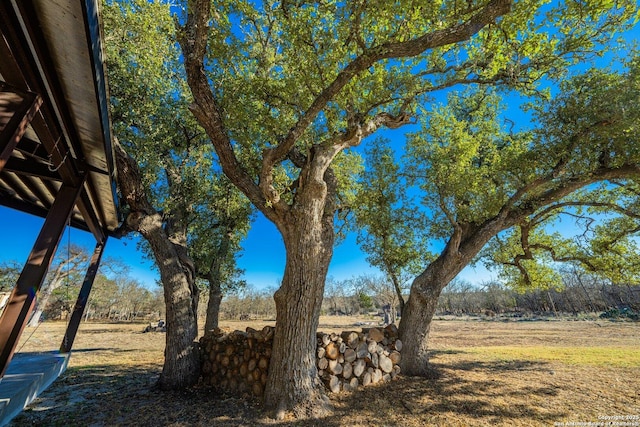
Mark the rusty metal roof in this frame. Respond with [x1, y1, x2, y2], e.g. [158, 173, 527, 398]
[0, 0, 120, 240]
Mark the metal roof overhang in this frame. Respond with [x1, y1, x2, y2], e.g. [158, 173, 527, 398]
[0, 0, 120, 241]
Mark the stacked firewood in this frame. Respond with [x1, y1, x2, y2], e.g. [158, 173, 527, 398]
[199, 326, 275, 397]
[199, 324, 402, 397]
[316, 324, 402, 393]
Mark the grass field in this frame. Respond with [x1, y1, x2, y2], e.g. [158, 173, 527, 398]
[9, 316, 640, 426]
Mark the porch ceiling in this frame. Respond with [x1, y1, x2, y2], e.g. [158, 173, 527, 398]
[0, 0, 120, 240]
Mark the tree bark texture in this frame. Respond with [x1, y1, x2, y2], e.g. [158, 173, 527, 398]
[205, 280, 222, 332]
[399, 220, 506, 376]
[399, 263, 455, 377]
[203, 228, 232, 332]
[147, 214, 200, 389]
[263, 183, 335, 419]
[114, 141, 200, 389]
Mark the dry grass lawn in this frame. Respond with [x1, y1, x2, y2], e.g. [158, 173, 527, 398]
[9, 316, 640, 426]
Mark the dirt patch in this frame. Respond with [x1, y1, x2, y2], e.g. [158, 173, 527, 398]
[9, 317, 640, 426]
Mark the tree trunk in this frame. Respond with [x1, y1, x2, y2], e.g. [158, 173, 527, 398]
[133, 212, 200, 389]
[203, 229, 232, 332]
[205, 280, 222, 332]
[389, 272, 405, 317]
[399, 259, 456, 376]
[28, 277, 66, 327]
[399, 223, 501, 376]
[263, 219, 332, 419]
[29, 283, 57, 327]
[27, 308, 44, 328]
[263, 171, 335, 419]
[115, 141, 200, 389]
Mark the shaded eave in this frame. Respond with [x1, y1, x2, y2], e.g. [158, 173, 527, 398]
[0, 0, 120, 240]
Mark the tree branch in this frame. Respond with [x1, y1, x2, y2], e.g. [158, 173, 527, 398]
[513, 221, 598, 276]
[338, 111, 412, 149]
[266, 0, 512, 178]
[113, 139, 156, 217]
[500, 119, 623, 219]
[531, 200, 640, 226]
[179, 0, 282, 219]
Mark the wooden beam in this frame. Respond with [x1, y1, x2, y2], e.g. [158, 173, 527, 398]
[0, 5, 29, 90]
[12, 1, 86, 180]
[0, 82, 42, 172]
[0, 3, 79, 189]
[1, 2, 120, 240]
[0, 172, 41, 204]
[2, 157, 61, 182]
[60, 239, 106, 353]
[76, 189, 106, 243]
[0, 178, 85, 377]
[15, 136, 50, 163]
[12, 173, 54, 210]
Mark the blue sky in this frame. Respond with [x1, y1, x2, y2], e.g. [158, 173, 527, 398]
[0, 206, 160, 288]
[239, 211, 496, 290]
[0, 204, 495, 291]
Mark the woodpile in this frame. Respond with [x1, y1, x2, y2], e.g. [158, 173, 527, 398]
[199, 323, 401, 397]
[199, 326, 274, 397]
[316, 324, 402, 393]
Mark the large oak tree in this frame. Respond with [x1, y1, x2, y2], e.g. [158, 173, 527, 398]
[178, 0, 636, 417]
[397, 60, 640, 375]
[104, 0, 251, 389]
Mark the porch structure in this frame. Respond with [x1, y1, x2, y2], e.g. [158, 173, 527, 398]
[0, 0, 119, 424]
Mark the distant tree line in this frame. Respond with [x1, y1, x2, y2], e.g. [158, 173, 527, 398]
[75, 275, 164, 323]
[438, 272, 640, 317]
[213, 275, 402, 322]
[215, 286, 277, 321]
[5, 253, 638, 325]
[0, 248, 165, 324]
[214, 270, 640, 322]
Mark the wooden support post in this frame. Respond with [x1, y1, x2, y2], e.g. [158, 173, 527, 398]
[0, 180, 84, 377]
[0, 82, 42, 172]
[60, 239, 106, 353]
